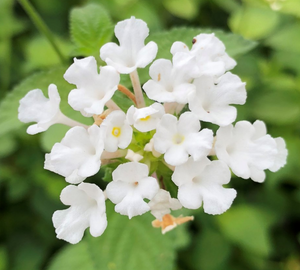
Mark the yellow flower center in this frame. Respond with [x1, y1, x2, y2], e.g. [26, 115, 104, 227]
[172, 134, 185, 144]
[140, 115, 150, 121]
[112, 127, 121, 137]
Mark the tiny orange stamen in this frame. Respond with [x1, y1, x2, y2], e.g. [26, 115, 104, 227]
[152, 214, 194, 234]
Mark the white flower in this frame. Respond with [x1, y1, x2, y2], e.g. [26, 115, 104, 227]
[126, 103, 165, 132]
[18, 84, 75, 135]
[215, 120, 287, 182]
[188, 72, 247, 126]
[106, 162, 159, 219]
[171, 33, 236, 78]
[153, 112, 213, 166]
[53, 183, 107, 244]
[100, 110, 133, 152]
[148, 189, 182, 220]
[64, 56, 120, 116]
[143, 59, 195, 104]
[44, 125, 104, 184]
[172, 157, 236, 214]
[100, 17, 158, 74]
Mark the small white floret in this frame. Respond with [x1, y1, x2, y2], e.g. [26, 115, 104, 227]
[172, 157, 236, 214]
[52, 183, 107, 244]
[148, 189, 182, 221]
[106, 162, 159, 219]
[143, 59, 196, 104]
[18, 84, 73, 134]
[100, 17, 158, 74]
[153, 112, 213, 166]
[64, 56, 120, 116]
[100, 110, 133, 152]
[126, 103, 165, 132]
[171, 33, 236, 78]
[44, 125, 104, 184]
[188, 72, 247, 126]
[215, 120, 287, 182]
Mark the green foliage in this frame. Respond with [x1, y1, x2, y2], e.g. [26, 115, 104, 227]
[47, 202, 189, 270]
[251, 89, 300, 125]
[229, 5, 280, 40]
[191, 229, 231, 270]
[216, 205, 274, 256]
[70, 3, 113, 57]
[24, 36, 72, 72]
[265, 24, 300, 53]
[0, 246, 8, 270]
[163, 0, 201, 19]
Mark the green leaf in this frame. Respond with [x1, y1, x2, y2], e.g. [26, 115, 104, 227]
[228, 5, 280, 40]
[149, 27, 257, 60]
[272, 51, 300, 75]
[40, 124, 70, 152]
[9, 235, 47, 270]
[163, 0, 200, 19]
[276, 0, 300, 18]
[265, 24, 300, 53]
[191, 229, 231, 270]
[70, 3, 113, 57]
[24, 36, 73, 72]
[0, 246, 8, 270]
[251, 89, 300, 126]
[216, 205, 273, 256]
[0, 134, 17, 157]
[0, 0, 27, 39]
[47, 202, 188, 270]
[0, 67, 90, 138]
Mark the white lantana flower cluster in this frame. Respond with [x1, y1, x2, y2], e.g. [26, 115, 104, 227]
[18, 17, 287, 244]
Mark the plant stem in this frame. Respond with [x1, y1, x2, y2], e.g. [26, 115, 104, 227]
[118, 84, 137, 105]
[130, 69, 145, 108]
[18, 0, 66, 64]
[106, 99, 121, 111]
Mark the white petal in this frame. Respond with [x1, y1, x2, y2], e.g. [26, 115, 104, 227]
[178, 183, 203, 209]
[164, 145, 189, 166]
[18, 84, 62, 134]
[269, 137, 287, 172]
[63, 57, 98, 88]
[100, 17, 157, 73]
[115, 193, 150, 219]
[148, 189, 182, 220]
[112, 162, 149, 183]
[53, 183, 106, 244]
[177, 112, 200, 135]
[185, 129, 213, 161]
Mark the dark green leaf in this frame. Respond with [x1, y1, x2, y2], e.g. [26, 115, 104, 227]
[70, 3, 113, 57]
[216, 205, 273, 256]
[251, 89, 300, 126]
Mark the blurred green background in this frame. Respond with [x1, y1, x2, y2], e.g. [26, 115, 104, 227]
[0, 0, 300, 269]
